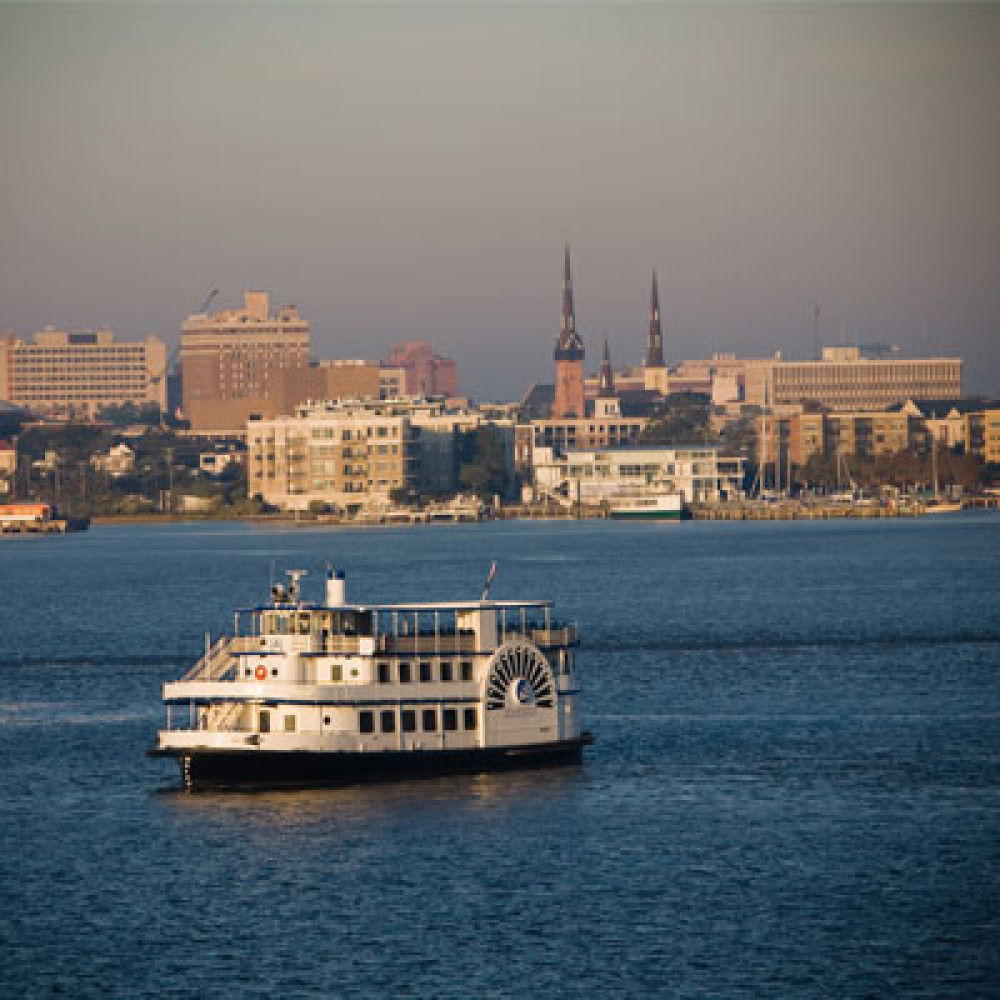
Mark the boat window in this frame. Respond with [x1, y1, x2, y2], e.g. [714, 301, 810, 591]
[401, 710, 416, 733]
[330, 664, 342, 682]
[271, 668, 279, 677]
[244, 667, 252, 678]
[359, 711, 374, 734]
[422, 709, 437, 732]
[323, 715, 331, 726]
[440, 661, 453, 682]
[419, 661, 432, 682]
[284, 715, 297, 733]
[259, 710, 271, 733]
[460, 661, 473, 681]
[443, 708, 457, 731]
[377, 662, 390, 683]
[463, 708, 477, 731]
[398, 662, 411, 683]
[380, 710, 396, 734]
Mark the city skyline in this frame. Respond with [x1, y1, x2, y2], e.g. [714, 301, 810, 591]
[2, 2, 998, 400]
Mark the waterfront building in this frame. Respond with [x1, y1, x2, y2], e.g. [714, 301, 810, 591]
[91, 443, 136, 478]
[964, 408, 1000, 464]
[0, 439, 15, 494]
[383, 341, 458, 397]
[248, 398, 513, 511]
[757, 408, 916, 469]
[514, 415, 648, 472]
[0, 327, 166, 420]
[180, 290, 311, 431]
[531, 444, 743, 505]
[552, 246, 586, 419]
[199, 444, 247, 476]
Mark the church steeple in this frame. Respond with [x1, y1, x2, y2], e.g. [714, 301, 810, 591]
[645, 269, 664, 368]
[552, 244, 585, 418]
[598, 338, 616, 398]
[555, 244, 584, 360]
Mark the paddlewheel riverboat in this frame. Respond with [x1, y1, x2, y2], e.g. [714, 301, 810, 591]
[152, 566, 591, 789]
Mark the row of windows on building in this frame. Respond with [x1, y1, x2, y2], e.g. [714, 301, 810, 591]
[358, 706, 478, 735]
[12, 347, 147, 357]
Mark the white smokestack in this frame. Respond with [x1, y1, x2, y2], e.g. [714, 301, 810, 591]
[326, 567, 346, 606]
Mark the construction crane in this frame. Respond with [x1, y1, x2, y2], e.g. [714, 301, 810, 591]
[198, 288, 219, 315]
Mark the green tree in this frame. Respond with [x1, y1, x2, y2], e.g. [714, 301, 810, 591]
[458, 426, 508, 499]
[639, 393, 715, 445]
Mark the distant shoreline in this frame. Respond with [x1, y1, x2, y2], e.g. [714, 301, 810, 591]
[81, 501, 997, 528]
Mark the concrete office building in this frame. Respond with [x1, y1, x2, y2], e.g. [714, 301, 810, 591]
[744, 346, 962, 411]
[0, 328, 166, 419]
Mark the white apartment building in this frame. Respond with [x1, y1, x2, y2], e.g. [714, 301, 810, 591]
[248, 398, 513, 511]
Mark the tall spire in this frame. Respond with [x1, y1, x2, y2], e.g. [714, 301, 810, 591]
[645, 268, 664, 367]
[598, 338, 616, 397]
[556, 244, 584, 359]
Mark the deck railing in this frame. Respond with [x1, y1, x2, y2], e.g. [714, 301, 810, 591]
[181, 635, 238, 682]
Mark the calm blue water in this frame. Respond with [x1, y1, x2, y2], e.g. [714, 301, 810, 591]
[2, 516, 999, 998]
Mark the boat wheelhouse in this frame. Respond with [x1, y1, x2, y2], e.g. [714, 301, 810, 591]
[152, 568, 590, 788]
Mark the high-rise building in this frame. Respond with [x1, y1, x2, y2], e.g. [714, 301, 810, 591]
[552, 245, 585, 418]
[0, 327, 166, 419]
[383, 341, 458, 397]
[180, 289, 311, 430]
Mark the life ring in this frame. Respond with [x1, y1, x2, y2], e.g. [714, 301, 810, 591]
[254, 664, 267, 681]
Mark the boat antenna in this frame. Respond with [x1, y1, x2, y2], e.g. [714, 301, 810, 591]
[480, 561, 498, 601]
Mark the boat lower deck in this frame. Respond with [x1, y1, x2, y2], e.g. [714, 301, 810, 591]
[152, 734, 594, 790]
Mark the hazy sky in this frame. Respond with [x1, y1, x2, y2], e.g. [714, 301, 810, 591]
[2, 2, 998, 399]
